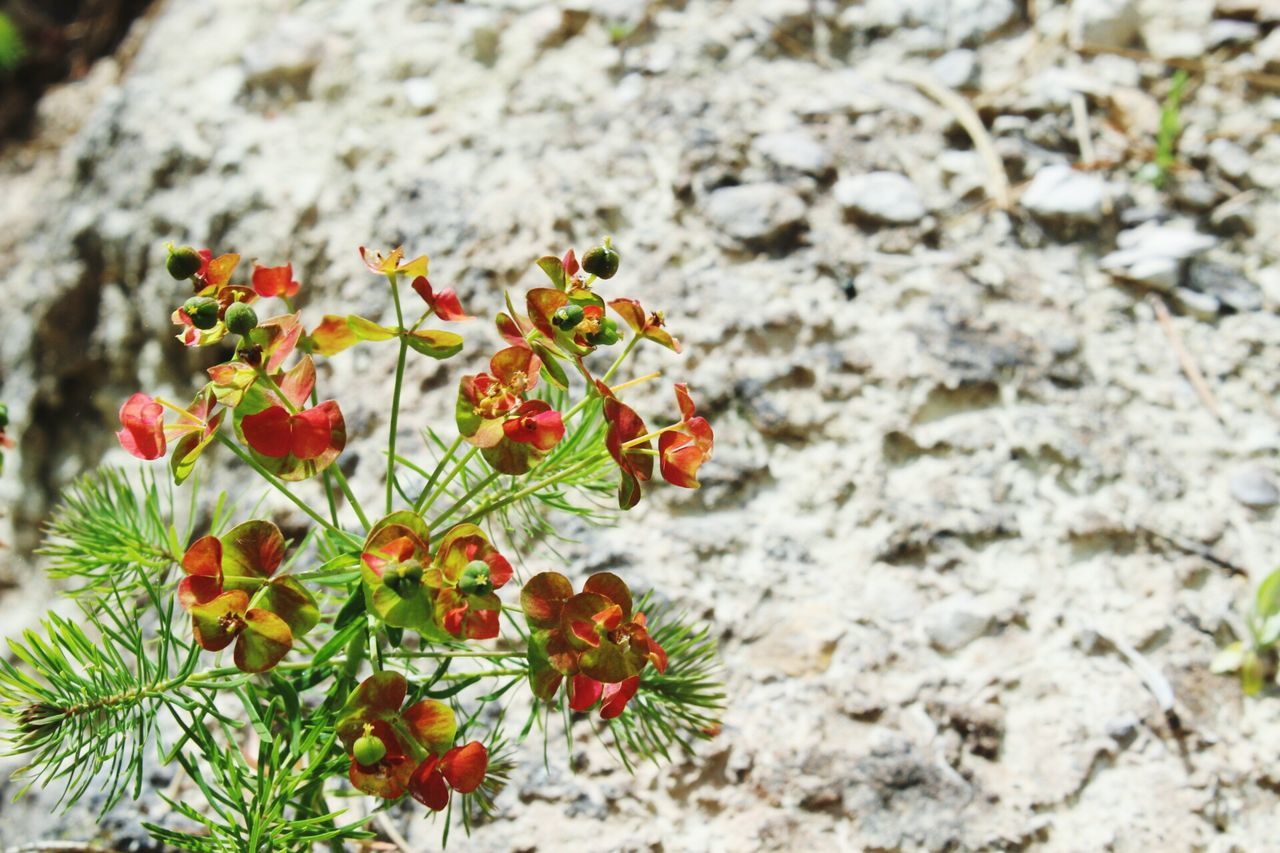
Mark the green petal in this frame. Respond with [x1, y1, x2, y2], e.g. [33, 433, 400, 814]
[402, 699, 457, 755]
[259, 576, 320, 639]
[234, 609, 293, 673]
[536, 255, 566, 291]
[339, 671, 407, 723]
[406, 329, 464, 360]
[170, 411, 223, 486]
[481, 435, 541, 475]
[220, 520, 286, 586]
[579, 636, 645, 684]
[527, 630, 565, 701]
[583, 572, 633, 620]
[560, 592, 612, 651]
[521, 572, 573, 630]
[190, 590, 249, 652]
[364, 511, 431, 554]
[347, 315, 397, 341]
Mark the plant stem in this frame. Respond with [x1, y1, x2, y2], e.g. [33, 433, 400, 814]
[416, 434, 463, 507]
[449, 454, 606, 529]
[416, 445, 478, 514]
[386, 273, 409, 515]
[600, 334, 639, 384]
[215, 433, 357, 544]
[328, 464, 371, 532]
[609, 370, 661, 394]
[427, 472, 499, 531]
[436, 668, 525, 681]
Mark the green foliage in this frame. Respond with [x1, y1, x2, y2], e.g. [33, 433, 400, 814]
[1142, 69, 1188, 189]
[0, 13, 24, 73]
[1212, 566, 1280, 695]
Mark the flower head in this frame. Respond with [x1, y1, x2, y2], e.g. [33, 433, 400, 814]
[251, 263, 300, 299]
[659, 383, 714, 488]
[425, 523, 513, 640]
[359, 246, 429, 279]
[609, 298, 681, 353]
[596, 381, 653, 509]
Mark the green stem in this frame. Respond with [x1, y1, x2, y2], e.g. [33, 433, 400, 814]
[416, 445, 478, 514]
[599, 334, 639, 385]
[426, 472, 499, 531]
[328, 464, 371, 532]
[386, 274, 409, 515]
[448, 453, 607, 530]
[417, 434, 464, 507]
[215, 433, 357, 544]
[391, 649, 521, 659]
[436, 668, 525, 680]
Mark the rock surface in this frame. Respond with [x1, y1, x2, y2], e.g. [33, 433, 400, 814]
[0, 1, 1279, 851]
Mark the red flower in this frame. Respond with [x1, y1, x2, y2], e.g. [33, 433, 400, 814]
[359, 246, 429, 279]
[196, 250, 240, 291]
[609, 298, 681, 353]
[568, 674, 640, 719]
[502, 400, 565, 452]
[409, 741, 489, 811]
[456, 346, 543, 447]
[659, 384, 714, 488]
[596, 381, 653, 510]
[116, 393, 166, 460]
[411, 276, 471, 322]
[241, 401, 344, 460]
[425, 523, 514, 641]
[251, 263, 300, 299]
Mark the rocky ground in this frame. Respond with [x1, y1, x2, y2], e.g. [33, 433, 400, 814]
[1, 0, 1280, 850]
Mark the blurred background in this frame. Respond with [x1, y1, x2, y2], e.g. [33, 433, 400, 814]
[1, 0, 1279, 849]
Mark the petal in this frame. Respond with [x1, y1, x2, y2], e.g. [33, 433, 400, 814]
[276, 355, 316, 410]
[309, 315, 359, 357]
[529, 409, 566, 451]
[402, 699, 457, 756]
[347, 315, 398, 342]
[405, 328, 464, 359]
[527, 630, 566, 701]
[241, 406, 293, 458]
[520, 572, 573, 630]
[432, 289, 471, 322]
[290, 404, 337, 460]
[201, 253, 240, 289]
[234, 608, 293, 673]
[659, 431, 705, 489]
[526, 288, 568, 340]
[182, 535, 223, 579]
[486, 552, 513, 589]
[255, 313, 304, 373]
[463, 606, 500, 640]
[495, 312, 532, 348]
[408, 761, 450, 811]
[600, 676, 640, 719]
[568, 674, 603, 712]
[258, 576, 320, 639]
[189, 590, 249, 652]
[360, 246, 403, 275]
[561, 593, 612, 651]
[440, 742, 488, 794]
[608, 298, 647, 334]
[583, 573, 633, 620]
[178, 575, 223, 610]
[340, 671, 408, 721]
[490, 346, 541, 391]
[117, 393, 166, 460]
[593, 603, 625, 632]
[220, 520, 285, 584]
[251, 263, 297, 298]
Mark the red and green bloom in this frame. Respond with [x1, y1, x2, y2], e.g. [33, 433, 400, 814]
[411, 276, 471, 322]
[240, 400, 345, 462]
[425, 523, 514, 640]
[178, 520, 318, 673]
[457, 346, 566, 475]
[117, 390, 224, 473]
[659, 383, 714, 488]
[596, 381, 653, 510]
[502, 400, 565, 452]
[337, 672, 488, 809]
[251, 263, 301, 299]
[359, 246, 429, 279]
[609, 298, 681, 353]
[360, 512, 441, 636]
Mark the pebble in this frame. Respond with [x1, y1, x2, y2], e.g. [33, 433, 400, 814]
[1185, 261, 1263, 313]
[752, 130, 834, 176]
[402, 77, 439, 113]
[929, 49, 978, 89]
[1207, 138, 1251, 183]
[1020, 164, 1106, 225]
[1071, 0, 1142, 49]
[924, 595, 993, 652]
[1171, 287, 1220, 320]
[704, 183, 807, 247]
[1100, 222, 1217, 290]
[1207, 19, 1260, 49]
[1230, 466, 1279, 509]
[834, 171, 926, 226]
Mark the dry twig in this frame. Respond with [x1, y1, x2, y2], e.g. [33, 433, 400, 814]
[1147, 294, 1224, 424]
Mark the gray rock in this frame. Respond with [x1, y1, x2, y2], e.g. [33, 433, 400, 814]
[929, 49, 978, 89]
[1072, 0, 1142, 48]
[924, 595, 993, 652]
[1207, 19, 1260, 48]
[752, 130, 834, 176]
[834, 172, 927, 226]
[1100, 222, 1217, 290]
[1186, 261, 1263, 313]
[1171, 287, 1220, 320]
[704, 183, 807, 247]
[1020, 164, 1107, 225]
[1230, 466, 1279, 508]
[1207, 138, 1251, 182]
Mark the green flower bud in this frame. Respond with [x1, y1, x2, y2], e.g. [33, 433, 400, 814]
[352, 730, 387, 766]
[384, 561, 423, 598]
[587, 317, 620, 347]
[224, 301, 258, 336]
[0, 402, 8, 431]
[183, 296, 220, 331]
[458, 559, 493, 596]
[552, 304, 585, 330]
[166, 245, 203, 280]
[582, 242, 620, 279]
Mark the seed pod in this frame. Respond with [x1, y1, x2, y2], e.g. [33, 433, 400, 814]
[582, 242, 620, 279]
[166, 245, 203, 280]
[552, 304, 585, 330]
[183, 296, 221, 330]
[587, 317, 620, 347]
[353, 732, 387, 766]
[224, 301, 259, 336]
[459, 559, 493, 596]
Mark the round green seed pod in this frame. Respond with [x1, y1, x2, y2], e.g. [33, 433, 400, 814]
[183, 296, 220, 330]
[352, 733, 387, 766]
[166, 246, 203, 280]
[224, 301, 259, 336]
[552, 304, 585, 330]
[587, 317, 620, 347]
[459, 559, 493, 596]
[582, 243, 620, 279]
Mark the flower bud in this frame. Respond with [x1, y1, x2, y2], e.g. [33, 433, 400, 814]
[224, 301, 258, 336]
[552, 304, 585, 330]
[183, 296, 220, 330]
[166, 245, 203, 280]
[353, 731, 387, 766]
[582, 241, 620, 279]
[587, 317, 620, 346]
[458, 559, 493, 596]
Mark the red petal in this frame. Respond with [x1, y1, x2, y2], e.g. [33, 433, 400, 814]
[182, 535, 222, 578]
[562, 249, 579, 276]
[600, 676, 640, 719]
[290, 405, 334, 460]
[440, 742, 488, 794]
[486, 553, 513, 589]
[252, 263, 298, 298]
[432, 289, 470, 321]
[463, 607, 499, 640]
[570, 620, 601, 648]
[177, 575, 223, 610]
[593, 603, 624, 631]
[568, 674, 603, 712]
[241, 406, 293, 458]
[117, 393, 166, 460]
[659, 431, 705, 488]
[409, 759, 450, 811]
[673, 382, 697, 422]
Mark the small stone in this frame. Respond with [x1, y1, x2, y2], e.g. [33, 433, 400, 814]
[704, 183, 807, 247]
[1230, 466, 1279, 508]
[752, 130, 833, 176]
[1171, 287, 1220, 320]
[1207, 138, 1251, 182]
[1186, 261, 1263, 313]
[1020, 164, 1107, 225]
[403, 78, 439, 114]
[1208, 19, 1259, 48]
[929, 49, 978, 89]
[924, 595, 992, 653]
[1072, 0, 1142, 48]
[1100, 222, 1216, 290]
[834, 172, 926, 226]
[1105, 713, 1140, 748]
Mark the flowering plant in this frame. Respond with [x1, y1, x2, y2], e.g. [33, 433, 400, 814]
[0, 240, 723, 850]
